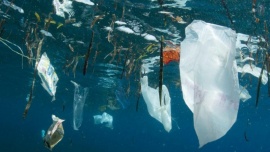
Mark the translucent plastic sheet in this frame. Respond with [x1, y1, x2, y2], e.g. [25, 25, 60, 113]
[93, 112, 113, 129]
[37, 52, 59, 101]
[43, 115, 64, 150]
[71, 81, 89, 130]
[180, 20, 239, 147]
[239, 85, 251, 102]
[140, 76, 172, 132]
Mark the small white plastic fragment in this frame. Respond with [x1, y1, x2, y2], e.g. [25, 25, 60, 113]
[93, 112, 113, 129]
[141, 76, 172, 132]
[115, 21, 127, 25]
[3, 0, 24, 13]
[238, 64, 268, 85]
[158, 11, 173, 15]
[53, 0, 74, 18]
[74, 0, 94, 5]
[37, 52, 59, 100]
[40, 30, 55, 39]
[239, 85, 251, 102]
[141, 33, 158, 42]
[116, 26, 134, 34]
[103, 26, 113, 32]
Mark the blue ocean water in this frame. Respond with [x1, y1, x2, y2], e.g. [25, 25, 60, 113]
[0, 0, 270, 152]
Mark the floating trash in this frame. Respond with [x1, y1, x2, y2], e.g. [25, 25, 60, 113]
[37, 52, 59, 101]
[71, 81, 89, 130]
[43, 115, 65, 150]
[93, 112, 113, 129]
[180, 20, 239, 148]
[141, 75, 172, 132]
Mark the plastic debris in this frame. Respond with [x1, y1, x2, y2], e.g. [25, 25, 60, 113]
[53, 0, 74, 18]
[180, 20, 239, 147]
[93, 112, 113, 129]
[140, 76, 172, 132]
[116, 26, 135, 34]
[43, 115, 65, 150]
[239, 85, 251, 102]
[115, 21, 127, 25]
[41, 130, 46, 138]
[71, 81, 89, 130]
[141, 33, 158, 42]
[40, 30, 55, 39]
[37, 52, 59, 101]
[3, 0, 24, 13]
[237, 63, 268, 85]
[163, 46, 180, 64]
[74, 0, 94, 5]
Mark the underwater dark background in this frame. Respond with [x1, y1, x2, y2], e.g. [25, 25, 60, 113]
[0, 0, 270, 151]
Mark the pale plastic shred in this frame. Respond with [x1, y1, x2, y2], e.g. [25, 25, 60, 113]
[74, 0, 94, 5]
[141, 76, 172, 132]
[141, 56, 159, 74]
[53, 0, 74, 18]
[93, 112, 113, 129]
[239, 85, 251, 102]
[103, 26, 113, 32]
[40, 30, 55, 39]
[238, 64, 268, 85]
[141, 33, 158, 42]
[158, 11, 173, 15]
[180, 20, 239, 148]
[115, 21, 127, 25]
[116, 26, 134, 34]
[3, 0, 24, 13]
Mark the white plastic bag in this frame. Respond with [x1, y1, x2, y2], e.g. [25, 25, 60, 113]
[140, 76, 171, 132]
[180, 20, 240, 147]
[93, 112, 113, 129]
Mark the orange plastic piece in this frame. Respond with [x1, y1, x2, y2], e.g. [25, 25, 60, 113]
[163, 46, 180, 64]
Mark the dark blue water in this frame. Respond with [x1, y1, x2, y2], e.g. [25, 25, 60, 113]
[1, 0, 270, 151]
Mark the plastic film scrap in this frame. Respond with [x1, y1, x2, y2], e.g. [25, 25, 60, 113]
[43, 115, 64, 150]
[180, 20, 240, 147]
[140, 75, 172, 132]
[71, 81, 89, 130]
[93, 112, 113, 129]
[37, 52, 59, 101]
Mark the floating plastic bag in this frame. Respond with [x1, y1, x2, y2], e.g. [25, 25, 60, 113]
[71, 81, 89, 130]
[180, 20, 240, 147]
[140, 76, 171, 132]
[43, 115, 64, 150]
[93, 112, 113, 129]
[37, 52, 59, 101]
